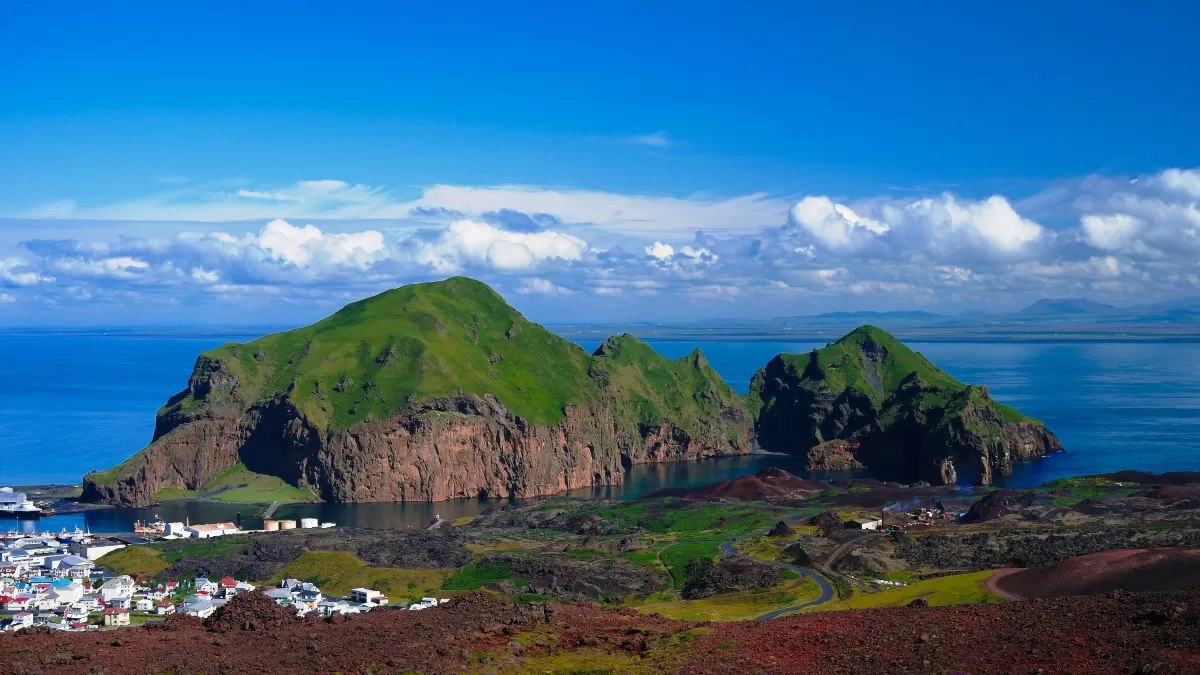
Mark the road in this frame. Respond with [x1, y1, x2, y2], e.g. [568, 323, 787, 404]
[719, 525, 836, 621]
[984, 568, 1026, 601]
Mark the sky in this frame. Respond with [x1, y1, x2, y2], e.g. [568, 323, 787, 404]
[2, 1, 1199, 326]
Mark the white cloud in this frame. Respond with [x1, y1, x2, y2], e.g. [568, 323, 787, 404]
[0, 292, 15, 304]
[783, 193, 1043, 262]
[0, 257, 54, 286]
[255, 219, 386, 268]
[416, 219, 587, 272]
[409, 185, 790, 236]
[516, 278, 574, 296]
[20, 180, 791, 238]
[789, 196, 889, 251]
[645, 241, 675, 259]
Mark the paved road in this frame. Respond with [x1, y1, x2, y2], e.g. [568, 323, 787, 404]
[719, 526, 836, 621]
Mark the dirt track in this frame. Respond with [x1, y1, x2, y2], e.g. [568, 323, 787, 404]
[985, 568, 1025, 601]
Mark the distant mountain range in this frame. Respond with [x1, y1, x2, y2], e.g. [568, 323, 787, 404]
[551, 297, 1200, 341]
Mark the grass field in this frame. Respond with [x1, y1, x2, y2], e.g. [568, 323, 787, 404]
[441, 559, 519, 590]
[277, 551, 454, 603]
[804, 570, 1000, 612]
[96, 546, 170, 578]
[151, 463, 318, 504]
[636, 577, 822, 621]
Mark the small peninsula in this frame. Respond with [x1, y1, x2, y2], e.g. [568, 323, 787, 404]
[82, 278, 1062, 506]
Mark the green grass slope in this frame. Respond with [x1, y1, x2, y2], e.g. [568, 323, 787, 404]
[167, 277, 596, 431]
[591, 335, 749, 447]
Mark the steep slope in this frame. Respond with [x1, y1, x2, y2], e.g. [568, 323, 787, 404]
[747, 326, 1061, 485]
[82, 277, 752, 506]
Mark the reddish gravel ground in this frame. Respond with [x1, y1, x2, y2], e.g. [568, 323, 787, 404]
[999, 548, 1200, 599]
[2, 590, 1199, 674]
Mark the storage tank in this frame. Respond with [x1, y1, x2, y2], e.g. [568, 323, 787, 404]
[278, 520, 297, 530]
[300, 518, 319, 529]
[262, 519, 280, 531]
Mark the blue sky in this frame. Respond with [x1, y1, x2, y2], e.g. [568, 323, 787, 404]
[2, 2, 1199, 325]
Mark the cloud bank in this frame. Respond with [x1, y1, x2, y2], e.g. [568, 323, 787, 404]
[4, 168, 1200, 322]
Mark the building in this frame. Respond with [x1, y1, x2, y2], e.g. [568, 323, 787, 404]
[135, 597, 154, 612]
[181, 599, 215, 619]
[165, 522, 190, 538]
[6, 612, 33, 631]
[350, 588, 382, 605]
[185, 522, 239, 539]
[64, 604, 89, 621]
[52, 581, 84, 606]
[99, 576, 135, 602]
[68, 538, 127, 561]
[845, 517, 883, 531]
[103, 607, 131, 627]
[300, 518, 319, 529]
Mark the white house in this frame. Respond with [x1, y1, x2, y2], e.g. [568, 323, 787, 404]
[68, 538, 126, 561]
[135, 597, 154, 612]
[181, 599, 215, 619]
[103, 607, 130, 627]
[165, 522, 190, 538]
[155, 600, 175, 615]
[349, 588, 381, 605]
[185, 523, 239, 539]
[7, 612, 33, 631]
[64, 604, 89, 621]
[100, 576, 135, 602]
[52, 582, 84, 607]
[194, 578, 218, 595]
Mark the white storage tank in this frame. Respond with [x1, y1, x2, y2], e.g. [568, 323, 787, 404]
[278, 520, 297, 530]
[263, 519, 280, 531]
[300, 518, 319, 529]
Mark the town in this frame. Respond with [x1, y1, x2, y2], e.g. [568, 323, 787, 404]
[0, 520, 449, 632]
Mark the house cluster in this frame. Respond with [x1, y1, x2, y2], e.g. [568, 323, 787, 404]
[0, 532, 265, 631]
[260, 580, 449, 617]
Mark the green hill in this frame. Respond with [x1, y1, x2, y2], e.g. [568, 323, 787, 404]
[748, 326, 1061, 485]
[83, 278, 752, 505]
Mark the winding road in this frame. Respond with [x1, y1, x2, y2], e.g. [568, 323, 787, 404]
[719, 524, 836, 620]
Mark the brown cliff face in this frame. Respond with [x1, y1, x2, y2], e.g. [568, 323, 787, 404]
[805, 440, 864, 472]
[82, 390, 752, 507]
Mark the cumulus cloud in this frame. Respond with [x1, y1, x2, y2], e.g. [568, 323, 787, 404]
[0, 292, 15, 304]
[416, 219, 587, 272]
[516, 277, 575, 296]
[0, 257, 54, 286]
[786, 193, 1043, 261]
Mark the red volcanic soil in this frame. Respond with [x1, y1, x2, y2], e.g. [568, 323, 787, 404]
[1145, 484, 1200, 501]
[647, 467, 827, 501]
[999, 548, 1200, 600]
[1102, 470, 1200, 486]
[4, 590, 1200, 674]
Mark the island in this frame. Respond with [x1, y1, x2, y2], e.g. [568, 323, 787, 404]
[82, 277, 1062, 507]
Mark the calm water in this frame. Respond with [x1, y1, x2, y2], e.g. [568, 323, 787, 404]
[3, 332, 1200, 533]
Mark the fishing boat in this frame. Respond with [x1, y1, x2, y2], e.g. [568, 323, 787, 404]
[134, 517, 166, 535]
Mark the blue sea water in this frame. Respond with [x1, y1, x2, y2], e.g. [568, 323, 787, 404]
[3, 331, 1200, 532]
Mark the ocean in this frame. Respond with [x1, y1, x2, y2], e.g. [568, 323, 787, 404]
[3, 330, 1199, 532]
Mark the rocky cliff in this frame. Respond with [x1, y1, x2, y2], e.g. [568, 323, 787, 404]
[747, 326, 1062, 485]
[83, 277, 752, 506]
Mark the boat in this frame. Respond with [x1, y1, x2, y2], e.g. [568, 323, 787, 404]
[0, 488, 42, 519]
[134, 517, 166, 535]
